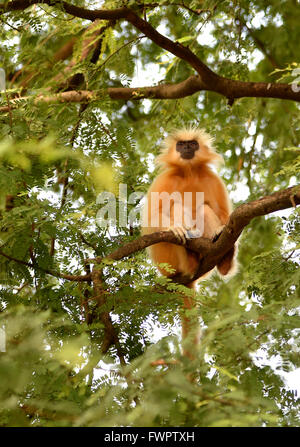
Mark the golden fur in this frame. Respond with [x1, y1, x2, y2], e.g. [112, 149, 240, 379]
[157, 128, 223, 169]
[142, 128, 236, 284]
[142, 128, 237, 356]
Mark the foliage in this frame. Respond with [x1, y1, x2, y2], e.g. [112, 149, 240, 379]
[0, 0, 299, 427]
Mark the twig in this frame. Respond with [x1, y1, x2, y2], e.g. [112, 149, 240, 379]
[0, 249, 91, 282]
[239, 18, 280, 69]
[4, 91, 13, 129]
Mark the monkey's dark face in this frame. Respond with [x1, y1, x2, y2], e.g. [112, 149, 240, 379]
[176, 140, 199, 160]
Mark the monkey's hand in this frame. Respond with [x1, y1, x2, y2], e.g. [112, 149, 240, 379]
[168, 226, 188, 243]
[168, 225, 202, 243]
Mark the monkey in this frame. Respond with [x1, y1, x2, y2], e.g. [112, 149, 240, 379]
[142, 128, 237, 356]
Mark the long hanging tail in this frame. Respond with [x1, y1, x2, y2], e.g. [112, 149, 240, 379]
[181, 282, 201, 359]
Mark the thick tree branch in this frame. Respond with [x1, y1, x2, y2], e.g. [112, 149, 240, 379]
[2, 186, 299, 284]
[1, 72, 299, 115]
[1, 2, 299, 102]
[0, 77, 205, 113]
[190, 185, 300, 281]
[87, 184, 300, 284]
[0, 2, 214, 79]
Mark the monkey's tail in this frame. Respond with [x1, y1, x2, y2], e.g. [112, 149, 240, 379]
[181, 282, 201, 359]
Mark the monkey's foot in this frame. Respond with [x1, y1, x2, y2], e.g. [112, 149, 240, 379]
[186, 228, 202, 239]
[212, 225, 225, 242]
[217, 246, 236, 275]
[150, 358, 179, 366]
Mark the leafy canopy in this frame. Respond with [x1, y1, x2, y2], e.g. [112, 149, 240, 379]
[0, 0, 299, 427]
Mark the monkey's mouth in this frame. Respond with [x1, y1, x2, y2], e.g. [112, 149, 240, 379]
[180, 151, 195, 159]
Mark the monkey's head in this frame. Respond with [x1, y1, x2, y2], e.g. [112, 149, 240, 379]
[157, 128, 223, 168]
[175, 139, 199, 159]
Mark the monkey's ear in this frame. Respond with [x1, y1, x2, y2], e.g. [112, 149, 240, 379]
[155, 143, 177, 168]
[201, 145, 224, 166]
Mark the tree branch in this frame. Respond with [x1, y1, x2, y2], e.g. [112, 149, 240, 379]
[2, 185, 299, 284]
[0, 77, 205, 113]
[1, 2, 299, 103]
[240, 18, 280, 69]
[91, 266, 126, 365]
[1, 71, 299, 115]
[189, 184, 300, 281]
[52, 20, 114, 91]
[87, 184, 300, 284]
[0, 249, 91, 281]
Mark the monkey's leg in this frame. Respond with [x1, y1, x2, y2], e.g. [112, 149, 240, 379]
[202, 204, 236, 276]
[150, 241, 201, 359]
[202, 204, 223, 239]
[149, 239, 199, 278]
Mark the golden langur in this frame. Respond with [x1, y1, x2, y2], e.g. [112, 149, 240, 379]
[142, 128, 237, 354]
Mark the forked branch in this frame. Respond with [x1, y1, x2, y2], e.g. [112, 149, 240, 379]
[1, 185, 299, 283]
[0, 2, 299, 103]
[88, 184, 300, 283]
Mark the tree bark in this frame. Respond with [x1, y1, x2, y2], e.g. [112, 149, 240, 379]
[1, 2, 299, 103]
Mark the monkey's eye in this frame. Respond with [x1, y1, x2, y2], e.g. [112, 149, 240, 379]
[189, 140, 199, 148]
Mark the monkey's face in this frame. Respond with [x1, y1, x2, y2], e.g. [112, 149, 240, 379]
[157, 128, 223, 168]
[176, 140, 199, 160]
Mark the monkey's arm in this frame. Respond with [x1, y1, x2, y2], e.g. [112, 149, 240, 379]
[209, 174, 237, 275]
[142, 174, 172, 235]
[207, 173, 232, 226]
